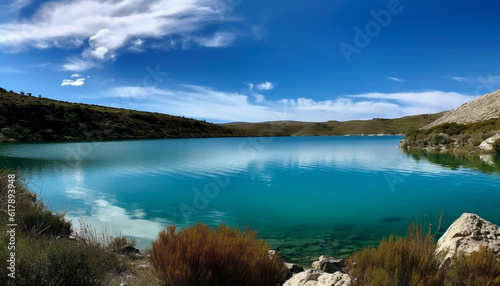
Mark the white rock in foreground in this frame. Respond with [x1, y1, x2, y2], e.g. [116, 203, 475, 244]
[283, 269, 352, 286]
[479, 133, 500, 151]
[436, 213, 500, 262]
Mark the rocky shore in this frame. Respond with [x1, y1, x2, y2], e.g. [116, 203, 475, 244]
[280, 213, 500, 286]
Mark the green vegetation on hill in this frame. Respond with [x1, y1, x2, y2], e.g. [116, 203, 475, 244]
[401, 117, 500, 153]
[0, 88, 244, 142]
[224, 113, 444, 137]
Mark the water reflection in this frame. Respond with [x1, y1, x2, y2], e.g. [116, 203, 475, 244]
[1, 137, 500, 257]
[406, 150, 500, 174]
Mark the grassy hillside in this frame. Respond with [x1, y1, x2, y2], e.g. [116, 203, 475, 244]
[223, 113, 444, 137]
[401, 117, 500, 154]
[0, 88, 244, 142]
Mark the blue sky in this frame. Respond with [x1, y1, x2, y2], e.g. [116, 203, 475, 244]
[1, 0, 499, 123]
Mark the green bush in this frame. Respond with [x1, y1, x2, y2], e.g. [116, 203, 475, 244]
[17, 207, 72, 237]
[0, 236, 124, 285]
[150, 222, 287, 286]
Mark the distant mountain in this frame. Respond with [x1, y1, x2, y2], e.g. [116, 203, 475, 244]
[424, 89, 500, 129]
[223, 114, 443, 137]
[0, 88, 244, 142]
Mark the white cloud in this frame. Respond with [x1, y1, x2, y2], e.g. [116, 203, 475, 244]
[194, 31, 237, 47]
[100, 85, 477, 122]
[61, 76, 86, 86]
[256, 81, 274, 90]
[0, 0, 247, 71]
[348, 91, 476, 112]
[62, 57, 98, 72]
[387, 76, 404, 82]
[129, 38, 145, 52]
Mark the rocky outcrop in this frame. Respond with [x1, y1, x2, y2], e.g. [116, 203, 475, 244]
[436, 213, 500, 263]
[283, 269, 352, 286]
[283, 256, 352, 286]
[479, 134, 500, 151]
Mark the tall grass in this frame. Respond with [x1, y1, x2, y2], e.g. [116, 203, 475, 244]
[346, 222, 444, 286]
[445, 245, 500, 286]
[150, 222, 287, 286]
[346, 216, 500, 286]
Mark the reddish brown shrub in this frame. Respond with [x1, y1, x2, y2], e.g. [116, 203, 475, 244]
[149, 222, 287, 286]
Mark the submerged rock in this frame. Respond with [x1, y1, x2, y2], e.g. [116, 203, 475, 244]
[283, 269, 352, 286]
[436, 213, 500, 263]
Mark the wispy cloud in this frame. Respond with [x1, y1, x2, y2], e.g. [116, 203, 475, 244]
[193, 31, 238, 48]
[100, 85, 476, 122]
[61, 75, 86, 86]
[387, 76, 404, 82]
[6, 0, 33, 12]
[449, 75, 500, 84]
[256, 81, 274, 90]
[0, 0, 248, 71]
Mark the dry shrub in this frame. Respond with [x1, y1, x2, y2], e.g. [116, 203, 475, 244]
[445, 245, 500, 286]
[346, 221, 444, 286]
[149, 222, 287, 286]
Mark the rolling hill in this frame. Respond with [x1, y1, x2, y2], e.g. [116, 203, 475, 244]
[223, 114, 444, 137]
[0, 88, 244, 142]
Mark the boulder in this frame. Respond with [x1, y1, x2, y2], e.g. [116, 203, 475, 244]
[311, 255, 345, 273]
[436, 213, 500, 263]
[479, 134, 500, 151]
[283, 269, 352, 286]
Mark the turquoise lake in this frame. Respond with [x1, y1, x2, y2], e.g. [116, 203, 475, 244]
[1, 136, 500, 265]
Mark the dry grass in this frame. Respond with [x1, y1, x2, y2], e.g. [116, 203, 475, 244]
[150, 222, 287, 286]
[445, 245, 500, 286]
[346, 216, 500, 286]
[346, 222, 444, 286]
[74, 219, 137, 252]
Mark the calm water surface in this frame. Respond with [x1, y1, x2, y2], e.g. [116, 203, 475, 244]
[1, 136, 499, 264]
